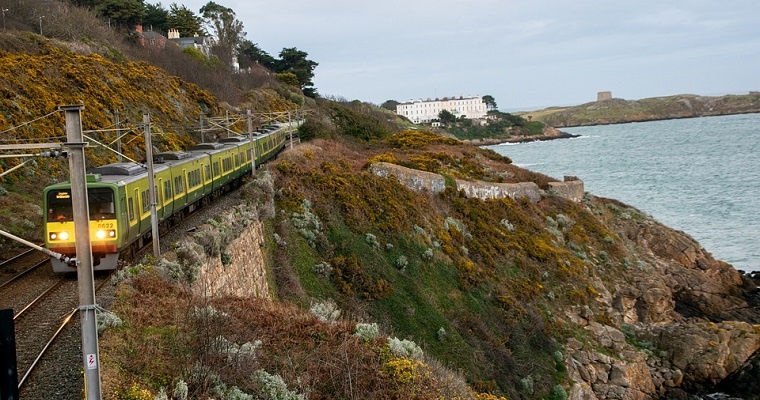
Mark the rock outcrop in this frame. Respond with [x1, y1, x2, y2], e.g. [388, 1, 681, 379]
[563, 198, 760, 399]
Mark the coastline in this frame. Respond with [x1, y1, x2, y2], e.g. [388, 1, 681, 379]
[465, 130, 581, 146]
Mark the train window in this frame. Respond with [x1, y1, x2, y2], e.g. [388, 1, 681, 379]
[189, 169, 200, 187]
[164, 181, 172, 201]
[174, 176, 184, 193]
[213, 162, 220, 177]
[47, 189, 73, 221]
[88, 188, 116, 220]
[205, 165, 211, 181]
[128, 198, 135, 221]
[141, 190, 150, 213]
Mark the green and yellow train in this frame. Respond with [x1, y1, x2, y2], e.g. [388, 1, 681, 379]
[43, 124, 289, 272]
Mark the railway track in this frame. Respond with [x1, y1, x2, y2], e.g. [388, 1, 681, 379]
[0, 249, 113, 397]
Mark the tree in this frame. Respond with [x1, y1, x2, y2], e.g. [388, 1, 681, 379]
[143, 2, 169, 33]
[167, 3, 203, 37]
[483, 95, 497, 110]
[380, 100, 399, 111]
[439, 109, 456, 124]
[275, 47, 318, 95]
[95, 0, 146, 28]
[200, 1, 245, 68]
[238, 39, 276, 70]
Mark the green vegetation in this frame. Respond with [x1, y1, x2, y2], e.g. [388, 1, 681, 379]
[443, 111, 545, 141]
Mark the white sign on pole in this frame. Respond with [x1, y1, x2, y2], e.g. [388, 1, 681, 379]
[87, 353, 97, 370]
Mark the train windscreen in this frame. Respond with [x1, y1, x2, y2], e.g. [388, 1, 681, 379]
[47, 188, 115, 222]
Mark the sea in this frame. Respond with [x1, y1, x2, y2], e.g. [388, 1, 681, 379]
[489, 113, 760, 273]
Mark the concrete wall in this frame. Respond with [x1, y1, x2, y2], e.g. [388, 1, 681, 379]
[548, 177, 585, 202]
[369, 162, 447, 193]
[370, 162, 582, 204]
[455, 179, 542, 202]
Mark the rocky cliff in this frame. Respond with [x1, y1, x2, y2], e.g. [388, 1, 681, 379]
[367, 151, 760, 399]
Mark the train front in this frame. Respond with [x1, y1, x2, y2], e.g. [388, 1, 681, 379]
[44, 184, 120, 272]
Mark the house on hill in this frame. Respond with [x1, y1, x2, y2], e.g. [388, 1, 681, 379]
[167, 28, 214, 59]
[167, 29, 239, 71]
[134, 25, 168, 50]
[396, 95, 488, 124]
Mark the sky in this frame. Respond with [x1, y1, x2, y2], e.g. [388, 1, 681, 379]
[178, 0, 760, 111]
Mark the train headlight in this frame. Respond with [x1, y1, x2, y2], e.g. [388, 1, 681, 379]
[96, 229, 116, 239]
[50, 231, 70, 241]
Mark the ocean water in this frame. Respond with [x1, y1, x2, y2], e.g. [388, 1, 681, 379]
[489, 113, 760, 273]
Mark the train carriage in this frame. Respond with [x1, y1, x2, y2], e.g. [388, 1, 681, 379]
[43, 124, 290, 272]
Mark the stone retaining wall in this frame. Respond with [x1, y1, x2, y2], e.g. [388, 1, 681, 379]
[193, 221, 270, 299]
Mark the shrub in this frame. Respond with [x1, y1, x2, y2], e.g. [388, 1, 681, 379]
[519, 377, 534, 395]
[500, 218, 515, 232]
[251, 370, 305, 400]
[365, 232, 380, 248]
[388, 337, 423, 359]
[549, 384, 568, 400]
[212, 335, 262, 365]
[218, 251, 231, 267]
[96, 310, 122, 335]
[395, 255, 409, 271]
[175, 238, 205, 267]
[173, 380, 188, 400]
[156, 258, 199, 285]
[310, 300, 341, 322]
[312, 262, 332, 276]
[353, 322, 380, 342]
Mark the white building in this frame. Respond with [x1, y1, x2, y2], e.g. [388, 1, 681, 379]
[396, 96, 488, 124]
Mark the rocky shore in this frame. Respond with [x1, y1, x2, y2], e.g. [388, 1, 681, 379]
[562, 198, 760, 399]
[465, 126, 581, 146]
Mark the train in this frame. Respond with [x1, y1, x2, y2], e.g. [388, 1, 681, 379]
[43, 123, 291, 272]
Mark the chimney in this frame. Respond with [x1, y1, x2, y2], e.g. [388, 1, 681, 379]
[135, 24, 143, 33]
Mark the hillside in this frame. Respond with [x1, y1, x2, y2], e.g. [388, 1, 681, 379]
[0, 35, 301, 251]
[520, 93, 760, 127]
[99, 123, 760, 399]
[0, 28, 758, 400]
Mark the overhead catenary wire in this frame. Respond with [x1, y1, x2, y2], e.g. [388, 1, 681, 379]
[0, 109, 61, 136]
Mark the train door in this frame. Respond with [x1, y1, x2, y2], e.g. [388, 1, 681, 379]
[128, 188, 139, 241]
[157, 178, 164, 220]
